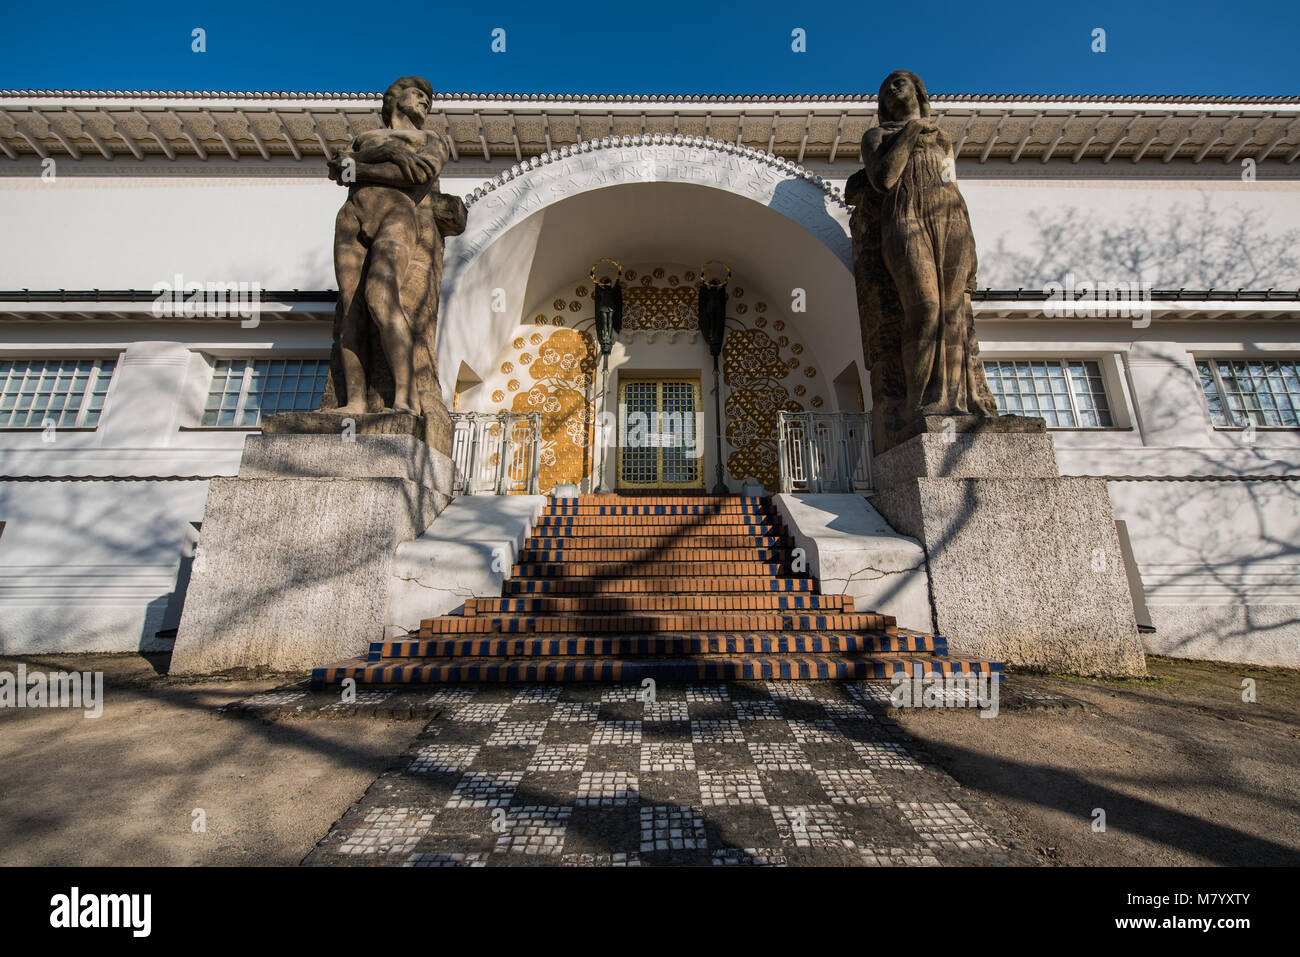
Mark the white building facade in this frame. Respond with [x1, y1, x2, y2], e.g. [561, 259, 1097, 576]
[1, 89, 1298, 666]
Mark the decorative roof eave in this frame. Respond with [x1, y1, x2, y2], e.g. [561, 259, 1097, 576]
[1, 91, 1299, 166]
[4, 89, 1299, 106]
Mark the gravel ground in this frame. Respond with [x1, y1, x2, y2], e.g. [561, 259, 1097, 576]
[0, 652, 1294, 866]
[890, 657, 1300, 866]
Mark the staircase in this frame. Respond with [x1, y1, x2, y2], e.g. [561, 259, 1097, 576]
[310, 494, 1003, 686]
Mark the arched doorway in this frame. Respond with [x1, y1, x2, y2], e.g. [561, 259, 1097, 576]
[439, 138, 867, 493]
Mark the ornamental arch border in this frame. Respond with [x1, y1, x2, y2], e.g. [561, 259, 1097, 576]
[443, 133, 854, 287]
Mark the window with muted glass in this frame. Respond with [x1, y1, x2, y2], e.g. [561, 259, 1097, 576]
[1197, 358, 1300, 428]
[0, 357, 117, 429]
[983, 359, 1114, 428]
[202, 358, 328, 427]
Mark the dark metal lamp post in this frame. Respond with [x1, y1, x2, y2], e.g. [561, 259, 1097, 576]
[698, 260, 730, 494]
[590, 258, 623, 494]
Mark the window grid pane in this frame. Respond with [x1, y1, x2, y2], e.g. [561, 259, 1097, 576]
[619, 382, 658, 485]
[983, 359, 1113, 428]
[0, 358, 117, 429]
[201, 358, 328, 427]
[1198, 358, 1300, 428]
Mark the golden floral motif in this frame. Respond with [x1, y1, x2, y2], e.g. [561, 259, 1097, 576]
[791, 343, 803, 355]
[530, 332, 544, 345]
[623, 286, 699, 330]
[552, 299, 565, 310]
[794, 384, 806, 396]
[653, 267, 665, 279]
[804, 366, 817, 377]
[736, 303, 748, 314]
[575, 285, 588, 297]
[520, 353, 532, 364]
[668, 275, 679, 286]
[569, 301, 581, 312]
[507, 379, 520, 391]
[552, 316, 565, 326]
[491, 389, 505, 403]
[500, 361, 514, 375]
[722, 328, 801, 491]
[507, 327, 598, 491]
[811, 396, 824, 408]
[724, 329, 788, 382]
[512, 337, 526, 350]
[625, 269, 637, 280]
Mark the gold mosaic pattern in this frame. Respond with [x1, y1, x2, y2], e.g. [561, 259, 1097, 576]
[480, 264, 823, 492]
[508, 327, 598, 491]
[623, 286, 699, 330]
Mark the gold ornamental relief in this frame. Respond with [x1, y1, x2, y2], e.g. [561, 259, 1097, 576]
[504, 326, 598, 491]
[623, 286, 699, 330]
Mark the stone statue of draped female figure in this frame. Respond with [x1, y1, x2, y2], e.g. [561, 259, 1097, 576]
[847, 70, 1018, 453]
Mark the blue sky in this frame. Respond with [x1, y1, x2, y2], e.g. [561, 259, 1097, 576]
[1, 0, 1296, 96]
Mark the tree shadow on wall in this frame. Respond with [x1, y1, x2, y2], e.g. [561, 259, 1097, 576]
[980, 193, 1300, 290]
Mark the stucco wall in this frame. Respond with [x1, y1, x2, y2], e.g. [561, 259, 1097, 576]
[1, 147, 1298, 663]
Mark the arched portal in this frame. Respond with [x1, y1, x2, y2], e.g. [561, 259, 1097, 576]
[438, 137, 867, 493]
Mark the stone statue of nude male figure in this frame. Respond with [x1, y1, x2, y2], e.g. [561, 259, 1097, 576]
[325, 75, 466, 418]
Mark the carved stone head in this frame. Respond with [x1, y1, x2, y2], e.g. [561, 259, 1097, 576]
[877, 70, 930, 123]
[381, 75, 434, 128]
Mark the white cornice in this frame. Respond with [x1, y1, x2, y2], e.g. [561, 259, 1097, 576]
[2, 91, 1298, 166]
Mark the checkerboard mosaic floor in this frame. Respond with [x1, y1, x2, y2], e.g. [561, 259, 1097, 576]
[303, 681, 1034, 866]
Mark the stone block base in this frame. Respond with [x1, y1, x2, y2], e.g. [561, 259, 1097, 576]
[871, 432, 1146, 677]
[170, 434, 453, 674]
[263, 406, 452, 457]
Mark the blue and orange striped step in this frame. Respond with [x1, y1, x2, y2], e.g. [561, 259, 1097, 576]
[511, 561, 794, 578]
[416, 613, 897, 636]
[464, 594, 856, 614]
[311, 655, 1001, 686]
[307, 492, 1005, 688]
[520, 535, 793, 549]
[503, 576, 819, 595]
[369, 632, 942, 660]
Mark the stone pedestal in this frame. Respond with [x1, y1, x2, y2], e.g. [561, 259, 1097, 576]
[169, 429, 454, 674]
[262, 406, 452, 458]
[870, 431, 1147, 676]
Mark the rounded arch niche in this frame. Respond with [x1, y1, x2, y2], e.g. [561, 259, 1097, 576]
[436, 136, 863, 413]
[468, 261, 835, 493]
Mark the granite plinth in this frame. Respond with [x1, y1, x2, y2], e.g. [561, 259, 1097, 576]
[870, 430, 1147, 677]
[262, 406, 452, 458]
[169, 433, 454, 675]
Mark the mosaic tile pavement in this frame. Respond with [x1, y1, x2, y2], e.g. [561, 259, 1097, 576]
[303, 681, 1036, 867]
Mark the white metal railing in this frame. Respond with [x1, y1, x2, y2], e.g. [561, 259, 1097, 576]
[777, 411, 873, 494]
[450, 411, 542, 495]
